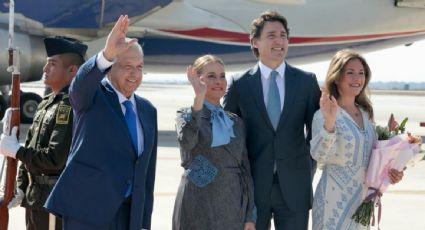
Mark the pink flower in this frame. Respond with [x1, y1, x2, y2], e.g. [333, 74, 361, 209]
[387, 114, 398, 132]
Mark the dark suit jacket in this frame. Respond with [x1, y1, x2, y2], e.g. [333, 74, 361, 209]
[223, 63, 320, 212]
[45, 55, 158, 230]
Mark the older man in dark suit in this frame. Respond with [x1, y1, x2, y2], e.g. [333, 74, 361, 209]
[45, 15, 157, 230]
[224, 11, 320, 230]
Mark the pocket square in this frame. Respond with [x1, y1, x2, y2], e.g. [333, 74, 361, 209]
[187, 155, 218, 188]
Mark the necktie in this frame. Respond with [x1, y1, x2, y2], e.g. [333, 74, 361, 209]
[267, 70, 281, 130]
[123, 100, 138, 154]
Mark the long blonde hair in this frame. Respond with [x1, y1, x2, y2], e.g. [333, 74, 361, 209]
[324, 49, 374, 120]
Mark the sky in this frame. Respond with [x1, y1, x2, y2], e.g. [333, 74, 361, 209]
[299, 39, 425, 83]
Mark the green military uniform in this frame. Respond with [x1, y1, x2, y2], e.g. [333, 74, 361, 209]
[16, 85, 73, 229]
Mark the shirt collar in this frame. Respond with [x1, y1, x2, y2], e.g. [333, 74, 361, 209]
[46, 84, 71, 99]
[259, 61, 286, 80]
[105, 77, 136, 106]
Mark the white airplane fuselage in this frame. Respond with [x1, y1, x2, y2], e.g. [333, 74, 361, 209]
[1, 0, 425, 79]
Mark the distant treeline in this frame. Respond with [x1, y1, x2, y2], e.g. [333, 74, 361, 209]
[369, 81, 425, 90]
[317, 81, 425, 90]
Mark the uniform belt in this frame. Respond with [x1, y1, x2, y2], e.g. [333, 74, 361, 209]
[33, 175, 59, 186]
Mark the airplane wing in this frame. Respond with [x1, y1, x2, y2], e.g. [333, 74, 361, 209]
[0, 0, 173, 39]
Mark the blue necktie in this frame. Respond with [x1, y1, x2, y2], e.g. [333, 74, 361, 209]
[123, 100, 138, 154]
[267, 70, 281, 130]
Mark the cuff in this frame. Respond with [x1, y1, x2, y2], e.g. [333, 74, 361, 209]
[245, 206, 257, 224]
[96, 51, 115, 72]
[320, 125, 336, 146]
[190, 107, 203, 127]
[15, 146, 27, 161]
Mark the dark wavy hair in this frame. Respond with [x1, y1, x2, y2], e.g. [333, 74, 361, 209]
[249, 10, 289, 58]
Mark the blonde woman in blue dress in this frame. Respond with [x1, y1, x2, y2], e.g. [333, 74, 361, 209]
[310, 49, 404, 230]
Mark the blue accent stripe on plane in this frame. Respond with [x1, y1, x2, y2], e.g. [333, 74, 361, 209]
[0, 0, 172, 28]
[139, 33, 425, 71]
[139, 32, 425, 59]
[140, 37, 250, 55]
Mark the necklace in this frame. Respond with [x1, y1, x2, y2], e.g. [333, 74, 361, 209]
[339, 103, 364, 130]
[340, 104, 360, 117]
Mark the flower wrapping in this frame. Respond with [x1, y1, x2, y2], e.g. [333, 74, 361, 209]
[366, 134, 420, 196]
[352, 115, 422, 226]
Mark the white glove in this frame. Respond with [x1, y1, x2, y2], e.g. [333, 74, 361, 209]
[2, 108, 12, 135]
[0, 126, 20, 158]
[8, 188, 24, 209]
[0, 187, 24, 209]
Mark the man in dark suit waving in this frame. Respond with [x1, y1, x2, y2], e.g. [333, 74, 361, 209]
[224, 11, 320, 230]
[45, 15, 157, 230]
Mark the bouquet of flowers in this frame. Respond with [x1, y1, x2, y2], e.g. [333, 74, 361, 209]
[352, 114, 423, 226]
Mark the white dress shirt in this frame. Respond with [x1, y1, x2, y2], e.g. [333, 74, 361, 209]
[259, 61, 286, 111]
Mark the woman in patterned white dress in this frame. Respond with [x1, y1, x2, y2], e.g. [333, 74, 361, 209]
[310, 49, 404, 230]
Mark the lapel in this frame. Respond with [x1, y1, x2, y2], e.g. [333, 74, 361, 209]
[134, 96, 153, 159]
[276, 63, 298, 130]
[101, 79, 127, 125]
[101, 79, 137, 157]
[248, 64, 276, 130]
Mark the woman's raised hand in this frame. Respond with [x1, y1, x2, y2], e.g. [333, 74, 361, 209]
[319, 90, 338, 132]
[187, 65, 207, 111]
[187, 65, 207, 98]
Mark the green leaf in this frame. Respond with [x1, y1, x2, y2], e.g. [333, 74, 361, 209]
[397, 117, 408, 134]
[376, 125, 391, 140]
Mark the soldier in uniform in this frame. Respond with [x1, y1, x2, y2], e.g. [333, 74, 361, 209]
[0, 36, 87, 230]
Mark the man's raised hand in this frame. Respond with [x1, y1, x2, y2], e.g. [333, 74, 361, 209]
[103, 15, 138, 61]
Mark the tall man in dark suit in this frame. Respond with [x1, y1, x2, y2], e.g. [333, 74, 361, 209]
[45, 15, 157, 230]
[224, 11, 320, 230]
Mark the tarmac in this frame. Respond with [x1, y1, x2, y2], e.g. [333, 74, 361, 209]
[4, 83, 425, 229]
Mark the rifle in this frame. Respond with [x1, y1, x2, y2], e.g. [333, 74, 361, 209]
[0, 1, 20, 229]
